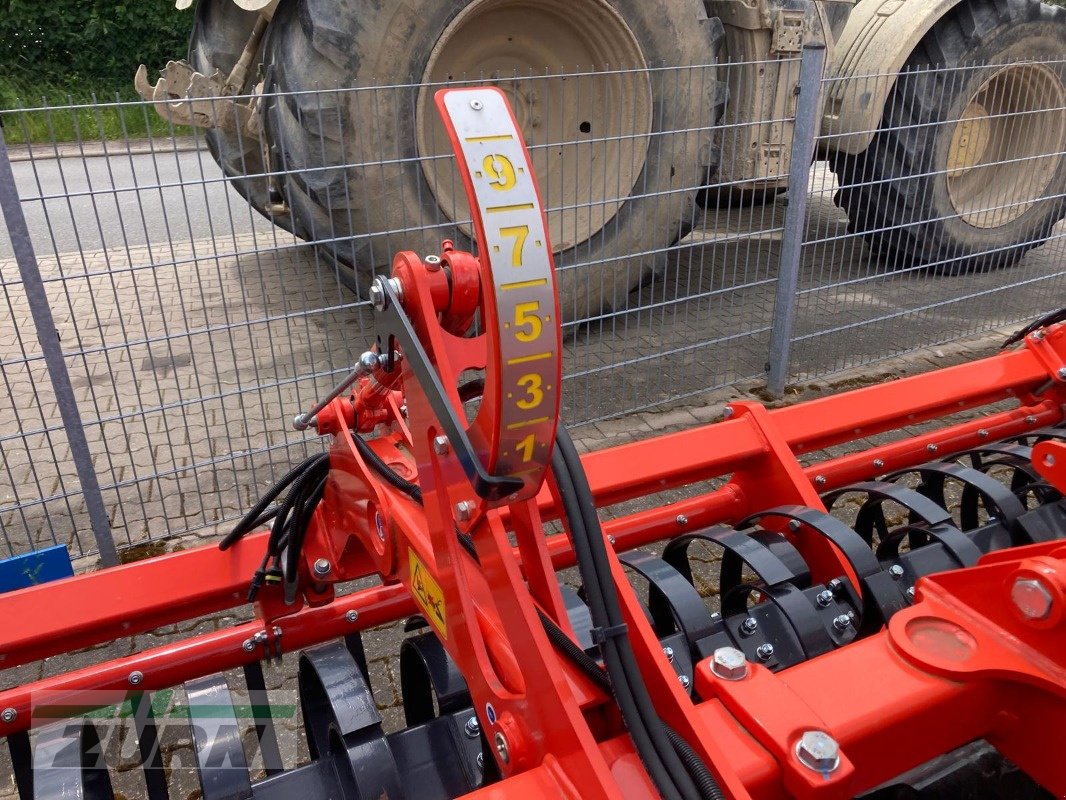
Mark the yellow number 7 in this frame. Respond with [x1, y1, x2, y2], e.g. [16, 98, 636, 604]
[500, 225, 528, 267]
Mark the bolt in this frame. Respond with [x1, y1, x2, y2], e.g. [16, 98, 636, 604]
[128, 671, 144, 686]
[1012, 577, 1053, 620]
[1046, 453, 1057, 467]
[346, 610, 359, 624]
[470, 99, 484, 110]
[369, 279, 387, 311]
[1059, 367, 1066, 381]
[313, 558, 332, 578]
[242, 638, 255, 652]
[711, 647, 748, 681]
[927, 443, 938, 453]
[494, 732, 509, 764]
[889, 564, 905, 579]
[476, 753, 484, 769]
[455, 500, 475, 521]
[1026, 415, 1038, 425]
[465, 716, 481, 738]
[756, 643, 775, 661]
[832, 614, 852, 632]
[1034, 330, 1046, 341]
[796, 730, 841, 773]
[740, 617, 758, 635]
[663, 646, 675, 663]
[1, 708, 15, 724]
[815, 475, 827, 486]
[827, 578, 843, 594]
[722, 406, 734, 419]
[424, 254, 442, 272]
[608, 535, 617, 546]
[906, 586, 916, 600]
[789, 520, 802, 532]
[816, 589, 834, 607]
[433, 435, 450, 455]
[873, 458, 885, 469]
[679, 674, 691, 689]
[675, 514, 688, 526]
[978, 428, 989, 438]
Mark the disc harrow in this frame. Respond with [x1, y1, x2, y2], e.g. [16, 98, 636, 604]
[3, 87, 1066, 800]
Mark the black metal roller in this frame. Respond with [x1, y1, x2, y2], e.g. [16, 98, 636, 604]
[399, 632, 471, 726]
[32, 719, 114, 800]
[185, 674, 253, 800]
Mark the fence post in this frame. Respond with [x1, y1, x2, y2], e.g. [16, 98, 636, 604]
[0, 123, 119, 567]
[766, 43, 826, 397]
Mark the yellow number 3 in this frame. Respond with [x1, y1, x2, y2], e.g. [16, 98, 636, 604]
[516, 373, 544, 410]
[483, 154, 517, 191]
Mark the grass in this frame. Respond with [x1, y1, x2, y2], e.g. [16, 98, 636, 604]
[0, 76, 192, 146]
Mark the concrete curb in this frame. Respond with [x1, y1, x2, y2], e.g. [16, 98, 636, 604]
[6, 137, 203, 163]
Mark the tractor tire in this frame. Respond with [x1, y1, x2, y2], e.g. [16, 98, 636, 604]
[261, 0, 724, 313]
[830, 0, 1066, 273]
[189, 0, 302, 234]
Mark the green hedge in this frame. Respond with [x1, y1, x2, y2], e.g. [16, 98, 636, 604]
[0, 1, 191, 98]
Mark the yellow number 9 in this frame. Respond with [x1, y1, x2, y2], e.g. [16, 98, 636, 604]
[484, 154, 517, 191]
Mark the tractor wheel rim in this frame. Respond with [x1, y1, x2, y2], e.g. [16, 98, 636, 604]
[416, 0, 652, 253]
[946, 62, 1066, 229]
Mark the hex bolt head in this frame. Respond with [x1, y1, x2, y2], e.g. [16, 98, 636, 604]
[679, 674, 691, 689]
[740, 617, 758, 635]
[796, 730, 841, 773]
[476, 753, 484, 769]
[1, 708, 16, 724]
[663, 646, 675, 663]
[494, 732, 509, 764]
[313, 558, 332, 578]
[927, 443, 938, 453]
[128, 671, 144, 686]
[756, 643, 775, 661]
[464, 716, 481, 738]
[815, 475, 827, 486]
[1012, 577, 1053, 620]
[368, 279, 387, 312]
[832, 614, 852, 632]
[1058, 367, 1066, 380]
[906, 586, 916, 600]
[789, 520, 802, 532]
[607, 535, 617, 545]
[1027, 415, 1038, 425]
[675, 514, 688, 526]
[433, 435, 450, 455]
[242, 638, 255, 652]
[455, 500, 475, 522]
[889, 564, 904, 579]
[827, 578, 843, 594]
[722, 406, 734, 419]
[345, 610, 359, 624]
[978, 428, 989, 438]
[816, 589, 834, 607]
[424, 254, 442, 272]
[711, 647, 748, 681]
[873, 459, 885, 469]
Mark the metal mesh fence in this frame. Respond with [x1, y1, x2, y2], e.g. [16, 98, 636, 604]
[0, 52, 1063, 563]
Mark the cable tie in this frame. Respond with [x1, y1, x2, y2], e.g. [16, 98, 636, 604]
[589, 623, 629, 645]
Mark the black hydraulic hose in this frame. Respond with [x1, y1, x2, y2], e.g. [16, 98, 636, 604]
[353, 434, 423, 504]
[536, 608, 611, 694]
[556, 426, 715, 800]
[551, 440, 687, 800]
[219, 454, 323, 550]
[665, 724, 727, 800]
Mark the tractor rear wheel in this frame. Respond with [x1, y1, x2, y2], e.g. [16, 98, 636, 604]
[189, 0, 303, 234]
[830, 0, 1066, 273]
[262, 0, 723, 314]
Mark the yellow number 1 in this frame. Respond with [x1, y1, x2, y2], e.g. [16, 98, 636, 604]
[516, 434, 536, 462]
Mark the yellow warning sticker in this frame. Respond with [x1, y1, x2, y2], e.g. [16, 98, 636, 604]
[409, 549, 447, 638]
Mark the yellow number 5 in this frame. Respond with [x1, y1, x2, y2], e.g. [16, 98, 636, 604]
[514, 301, 542, 343]
[483, 154, 516, 191]
[517, 373, 544, 410]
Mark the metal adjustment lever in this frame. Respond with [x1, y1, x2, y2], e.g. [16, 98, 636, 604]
[293, 351, 381, 431]
[373, 277, 523, 501]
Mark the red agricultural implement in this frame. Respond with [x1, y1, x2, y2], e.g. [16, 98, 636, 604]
[3, 88, 1066, 800]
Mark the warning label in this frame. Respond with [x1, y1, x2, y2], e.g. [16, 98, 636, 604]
[409, 549, 447, 638]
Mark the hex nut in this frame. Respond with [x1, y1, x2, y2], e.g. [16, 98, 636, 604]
[711, 647, 748, 681]
[796, 730, 840, 773]
[1012, 577, 1053, 620]
[455, 500, 475, 521]
[433, 435, 450, 455]
[313, 558, 332, 578]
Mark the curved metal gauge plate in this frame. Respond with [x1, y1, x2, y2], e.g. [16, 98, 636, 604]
[435, 87, 562, 501]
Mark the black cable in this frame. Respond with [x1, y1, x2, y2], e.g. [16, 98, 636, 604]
[551, 438, 688, 800]
[536, 608, 611, 694]
[665, 724, 727, 800]
[219, 454, 323, 550]
[353, 434, 423, 504]
[556, 425, 720, 800]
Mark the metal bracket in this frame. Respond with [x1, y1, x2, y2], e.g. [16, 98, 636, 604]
[771, 10, 807, 54]
[134, 61, 258, 137]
